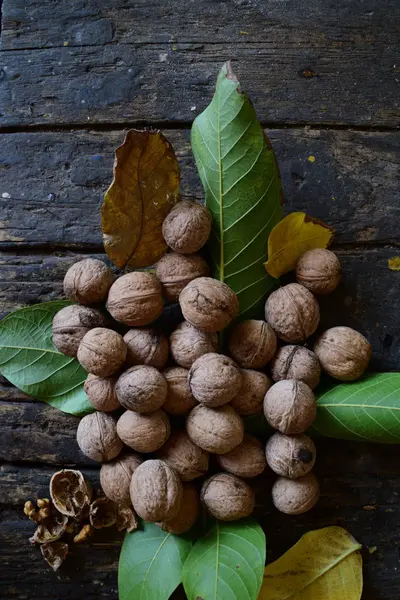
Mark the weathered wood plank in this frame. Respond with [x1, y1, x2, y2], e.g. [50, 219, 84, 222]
[0, 34, 398, 126]
[0, 129, 399, 248]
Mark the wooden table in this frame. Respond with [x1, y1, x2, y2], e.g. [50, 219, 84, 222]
[0, 1, 399, 598]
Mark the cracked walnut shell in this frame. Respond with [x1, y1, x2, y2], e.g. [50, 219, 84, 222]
[263, 380, 316, 434]
[157, 429, 209, 481]
[84, 373, 120, 412]
[63, 258, 114, 305]
[162, 200, 212, 254]
[272, 472, 320, 514]
[265, 283, 320, 343]
[270, 345, 321, 390]
[100, 451, 143, 505]
[228, 320, 277, 369]
[201, 473, 255, 521]
[52, 305, 108, 357]
[186, 404, 244, 454]
[155, 252, 210, 302]
[179, 277, 239, 333]
[117, 409, 170, 453]
[130, 459, 183, 522]
[76, 412, 123, 462]
[314, 326, 371, 381]
[170, 321, 219, 368]
[49, 470, 92, 518]
[115, 365, 167, 413]
[188, 353, 242, 407]
[123, 328, 169, 369]
[296, 248, 341, 295]
[77, 327, 127, 377]
[217, 434, 266, 478]
[106, 271, 164, 326]
[266, 432, 316, 479]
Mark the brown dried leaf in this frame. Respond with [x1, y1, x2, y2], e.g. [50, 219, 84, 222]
[41, 541, 69, 571]
[102, 130, 180, 269]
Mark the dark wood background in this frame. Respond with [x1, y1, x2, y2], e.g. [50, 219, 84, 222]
[0, 1, 399, 598]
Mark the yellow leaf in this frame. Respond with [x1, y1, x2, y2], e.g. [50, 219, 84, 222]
[264, 212, 334, 278]
[388, 256, 400, 271]
[259, 526, 363, 600]
[101, 130, 180, 269]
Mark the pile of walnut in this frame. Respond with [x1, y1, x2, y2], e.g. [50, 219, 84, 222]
[24, 469, 137, 570]
[52, 200, 372, 532]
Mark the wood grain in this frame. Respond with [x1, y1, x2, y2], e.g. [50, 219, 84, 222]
[0, 129, 399, 248]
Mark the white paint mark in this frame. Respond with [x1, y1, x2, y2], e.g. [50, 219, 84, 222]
[190, 105, 197, 111]
[159, 53, 168, 62]
[2, 193, 11, 199]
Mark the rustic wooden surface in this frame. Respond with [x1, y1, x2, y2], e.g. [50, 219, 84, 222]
[0, 1, 399, 599]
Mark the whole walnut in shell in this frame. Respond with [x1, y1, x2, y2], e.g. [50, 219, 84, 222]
[186, 404, 244, 454]
[170, 321, 219, 368]
[50, 470, 92, 518]
[84, 374, 120, 412]
[123, 328, 169, 369]
[63, 258, 114, 305]
[77, 328, 127, 377]
[130, 459, 183, 522]
[217, 434, 266, 478]
[231, 369, 272, 416]
[163, 367, 197, 416]
[155, 252, 209, 302]
[272, 472, 320, 514]
[314, 326, 371, 381]
[76, 412, 123, 462]
[228, 320, 277, 368]
[188, 353, 242, 407]
[117, 409, 170, 453]
[100, 451, 143, 505]
[106, 272, 164, 326]
[157, 483, 200, 534]
[296, 248, 341, 295]
[265, 283, 320, 343]
[52, 305, 108, 357]
[201, 473, 255, 521]
[157, 430, 209, 481]
[270, 345, 321, 390]
[179, 277, 239, 333]
[263, 380, 316, 434]
[115, 365, 167, 413]
[266, 432, 316, 479]
[162, 200, 212, 254]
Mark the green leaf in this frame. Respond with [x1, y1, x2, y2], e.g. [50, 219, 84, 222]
[311, 373, 400, 443]
[118, 521, 192, 600]
[182, 519, 266, 600]
[191, 62, 283, 320]
[0, 301, 93, 416]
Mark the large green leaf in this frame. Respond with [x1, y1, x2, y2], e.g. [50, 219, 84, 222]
[182, 519, 266, 600]
[311, 373, 400, 443]
[118, 521, 192, 600]
[191, 62, 283, 320]
[0, 301, 93, 416]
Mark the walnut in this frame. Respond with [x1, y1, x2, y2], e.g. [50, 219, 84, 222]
[272, 472, 320, 514]
[227, 320, 277, 368]
[100, 451, 143, 505]
[89, 497, 117, 529]
[270, 346, 321, 390]
[49, 470, 92, 518]
[76, 412, 123, 462]
[170, 321, 219, 368]
[179, 277, 239, 332]
[115, 365, 167, 413]
[30, 511, 68, 544]
[296, 249, 341, 295]
[116, 505, 138, 532]
[266, 432, 316, 479]
[265, 283, 320, 343]
[155, 252, 210, 302]
[157, 430, 209, 481]
[63, 258, 114, 305]
[77, 327, 127, 377]
[263, 380, 316, 434]
[124, 328, 169, 369]
[314, 326, 372, 381]
[188, 353, 242, 407]
[41, 541, 69, 571]
[217, 434, 266, 478]
[162, 200, 212, 254]
[130, 459, 183, 522]
[201, 473, 255, 521]
[52, 305, 108, 357]
[117, 409, 170, 453]
[231, 369, 272, 416]
[163, 367, 197, 416]
[84, 373, 120, 412]
[106, 271, 164, 326]
[73, 524, 93, 544]
[186, 404, 244, 454]
[157, 483, 200, 534]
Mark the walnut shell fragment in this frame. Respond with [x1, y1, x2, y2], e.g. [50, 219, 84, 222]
[89, 497, 117, 529]
[63, 258, 114, 305]
[155, 252, 210, 302]
[49, 470, 92, 518]
[201, 473, 255, 521]
[106, 271, 164, 326]
[170, 321, 219, 368]
[179, 277, 239, 332]
[228, 320, 277, 369]
[157, 483, 200, 534]
[100, 451, 143, 505]
[116, 505, 138, 533]
[30, 511, 68, 544]
[157, 429, 209, 481]
[188, 353, 242, 407]
[41, 541, 69, 572]
[162, 200, 212, 254]
[124, 328, 169, 369]
[265, 283, 320, 343]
